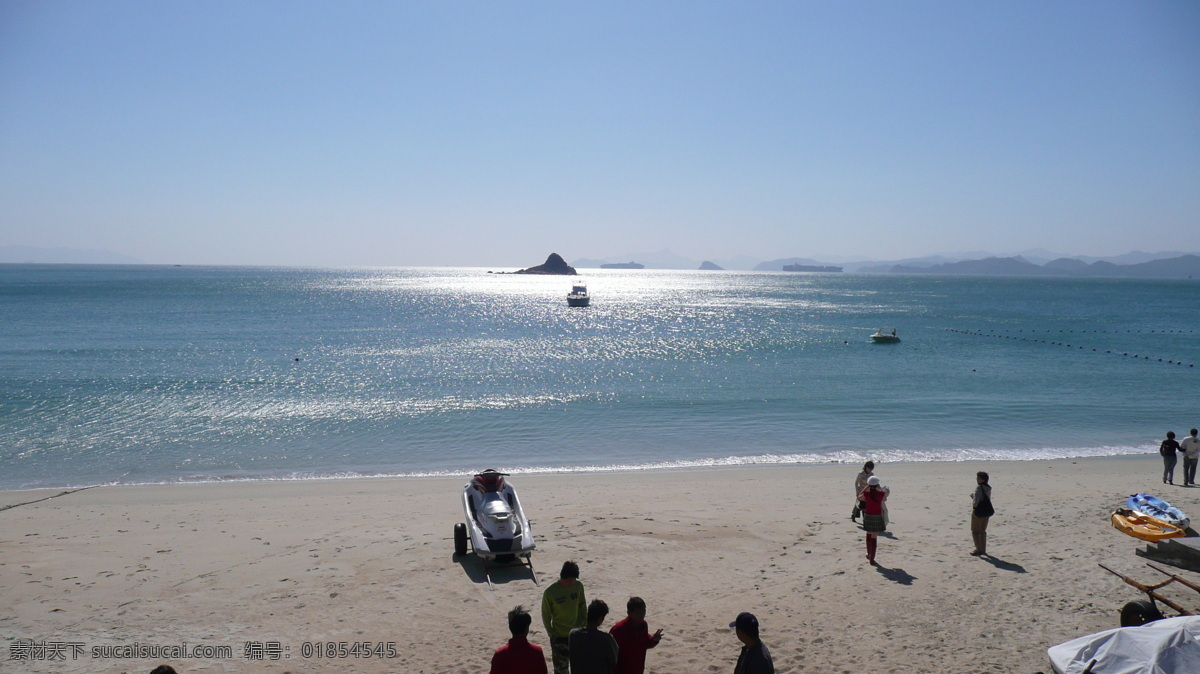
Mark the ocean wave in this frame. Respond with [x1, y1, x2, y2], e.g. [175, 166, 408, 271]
[81, 443, 1152, 488]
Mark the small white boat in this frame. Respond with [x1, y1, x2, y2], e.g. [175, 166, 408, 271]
[567, 283, 590, 307]
[871, 327, 900, 343]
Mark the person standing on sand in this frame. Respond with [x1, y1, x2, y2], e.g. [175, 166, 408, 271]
[1160, 431, 1180, 485]
[851, 461, 874, 521]
[491, 605, 549, 674]
[970, 471, 994, 556]
[859, 475, 887, 565]
[568, 599, 619, 674]
[609, 596, 663, 674]
[1180, 429, 1200, 487]
[543, 561, 587, 674]
[730, 612, 773, 674]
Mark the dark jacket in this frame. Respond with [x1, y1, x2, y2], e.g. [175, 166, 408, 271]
[734, 640, 774, 674]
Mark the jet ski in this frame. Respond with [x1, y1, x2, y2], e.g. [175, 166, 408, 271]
[455, 470, 537, 582]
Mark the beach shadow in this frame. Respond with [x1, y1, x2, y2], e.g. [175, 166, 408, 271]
[980, 555, 1027, 573]
[453, 553, 538, 587]
[873, 564, 916, 585]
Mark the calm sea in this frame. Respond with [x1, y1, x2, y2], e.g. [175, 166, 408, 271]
[1, 264, 1196, 490]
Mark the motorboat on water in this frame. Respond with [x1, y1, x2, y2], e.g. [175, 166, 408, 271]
[871, 327, 900, 343]
[455, 469, 538, 586]
[567, 283, 590, 307]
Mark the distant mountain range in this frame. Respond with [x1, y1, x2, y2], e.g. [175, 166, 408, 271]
[888, 255, 1200, 278]
[574, 249, 1199, 278]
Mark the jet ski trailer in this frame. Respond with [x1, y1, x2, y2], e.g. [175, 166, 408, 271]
[454, 469, 538, 588]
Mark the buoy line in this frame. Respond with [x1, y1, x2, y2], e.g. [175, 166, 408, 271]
[956, 328, 1196, 334]
[944, 328, 1196, 368]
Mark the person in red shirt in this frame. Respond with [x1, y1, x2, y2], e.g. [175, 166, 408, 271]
[609, 596, 663, 674]
[859, 475, 888, 565]
[491, 605, 549, 674]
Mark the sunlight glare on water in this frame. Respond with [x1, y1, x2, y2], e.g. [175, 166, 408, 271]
[0, 265, 1196, 488]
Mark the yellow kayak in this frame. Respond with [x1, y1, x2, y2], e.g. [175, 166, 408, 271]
[1111, 508, 1186, 542]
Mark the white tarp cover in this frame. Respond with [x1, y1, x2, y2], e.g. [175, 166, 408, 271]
[1047, 616, 1200, 673]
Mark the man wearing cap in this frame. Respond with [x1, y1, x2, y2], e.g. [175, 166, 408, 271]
[730, 612, 773, 674]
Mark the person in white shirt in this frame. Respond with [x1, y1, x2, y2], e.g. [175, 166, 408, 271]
[1180, 428, 1200, 486]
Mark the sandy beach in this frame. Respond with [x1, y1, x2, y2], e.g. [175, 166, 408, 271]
[4, 457, 1200, 673]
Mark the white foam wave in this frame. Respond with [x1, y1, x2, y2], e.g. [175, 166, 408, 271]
[102, 443, 1152, 487]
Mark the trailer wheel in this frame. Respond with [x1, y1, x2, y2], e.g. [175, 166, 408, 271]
[1119, 600, 1162, 627]
[454, 523, 468, 556]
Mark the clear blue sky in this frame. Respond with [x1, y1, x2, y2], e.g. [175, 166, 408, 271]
[2, 1, 1197, 266]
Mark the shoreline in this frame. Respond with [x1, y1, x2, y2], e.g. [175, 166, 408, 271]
[5, 456, 1199, 672]
[0, 447, 1155, 495]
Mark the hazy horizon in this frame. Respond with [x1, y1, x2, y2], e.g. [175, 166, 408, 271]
[4, 243, 1199, 271]
[3, 2, 1198, 267]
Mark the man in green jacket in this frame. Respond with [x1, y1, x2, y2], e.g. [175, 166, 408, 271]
[542, 561, 587, 674]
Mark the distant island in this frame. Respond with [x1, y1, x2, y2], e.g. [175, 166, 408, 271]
[755, 257, 837, 272]
[783, 264, 842, 272]
[509, 252, 578, 275]
[13, 245, 1191, 278]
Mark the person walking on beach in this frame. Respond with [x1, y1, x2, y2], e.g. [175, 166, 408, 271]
[568, 599, 619, 674]
[729, 612, 773, 674]
[859, 475, 887, 565]
[609, 596, 663, 674]
[1181, 429, 1200, 487]
[491, 605, 548, 674]
[543, 561, 587, 674]
[970, 471, 994, 556]
[1160, 431, 1180, 485]
[851, 461, 874, 521]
